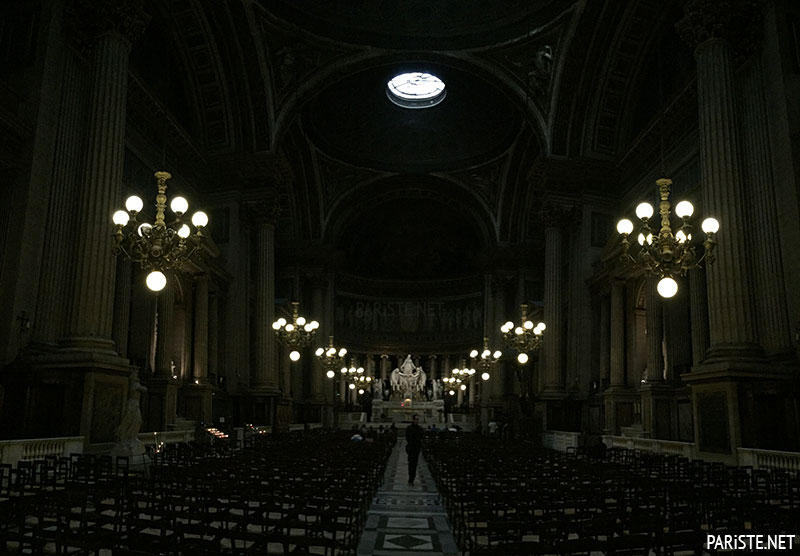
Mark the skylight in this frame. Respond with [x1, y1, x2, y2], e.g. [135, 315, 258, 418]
[386, 72, 446, 109]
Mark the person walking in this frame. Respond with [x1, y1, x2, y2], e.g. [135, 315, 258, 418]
[406, 414, 424, 485]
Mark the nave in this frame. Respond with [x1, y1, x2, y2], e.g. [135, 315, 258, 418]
[2, 430, 799, 555]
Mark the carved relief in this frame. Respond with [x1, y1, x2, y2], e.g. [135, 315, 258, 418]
[316, 151, 386, 206]
[442, 155, 508, 210]
[676, 0, 764, 54]
[67, 0, 149, 46]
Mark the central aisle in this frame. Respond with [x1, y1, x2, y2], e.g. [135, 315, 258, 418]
[357, 439, 459, 556]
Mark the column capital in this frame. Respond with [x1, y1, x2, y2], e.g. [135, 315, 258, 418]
[66, 0, 149, 47]
[677, 0, 764, 55]
[242, 200, 281, 227]
[540, 202, 578, 230]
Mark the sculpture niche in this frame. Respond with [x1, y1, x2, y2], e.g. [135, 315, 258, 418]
[390, 355, 427, 399]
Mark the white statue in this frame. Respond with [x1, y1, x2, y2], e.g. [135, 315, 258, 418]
[390, 355, 427, 398]
[432, 378, 442, 400]
[373, 380, 383, 400]
[113, 369, 147, 456]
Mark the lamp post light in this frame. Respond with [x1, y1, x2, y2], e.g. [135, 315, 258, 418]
[112, 171, 208, 291]
[272, 301, 319, 361]
[616, 178, 718, 298]
[500, 304, 545, 364]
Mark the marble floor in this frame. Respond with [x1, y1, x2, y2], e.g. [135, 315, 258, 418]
[357, 440, 459, 556]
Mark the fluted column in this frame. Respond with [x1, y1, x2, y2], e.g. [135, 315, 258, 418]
[542, 223, 564, 394]
[310, 275, 326, 401]
[599, 295, 610, 385]
[610, 281, 626, 387]
[154, 280, 175, 377]
[252, 219, 277, 391]
[111, 259, 132, 356]
[468, 378, 476, 407]
[689, 269, 709, 367]
[739, 57, 793, 358]
[32, 50, 87, 348]
[428, 355, 437, 380]
[490, 276, 508, 400]
[380, 354, 389, 381]
[65, 4, 146, 351]
[208, 291, 219, 381]
[193, 274, 209, 384]
[645, 278, 664, 382]
[679, 1, 761, 358]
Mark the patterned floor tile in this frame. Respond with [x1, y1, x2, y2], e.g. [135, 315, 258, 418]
[357, 440, 459, 556]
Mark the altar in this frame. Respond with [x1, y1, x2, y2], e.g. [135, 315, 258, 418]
[370, 355, 446, 424]
[371, 399, 445, 425]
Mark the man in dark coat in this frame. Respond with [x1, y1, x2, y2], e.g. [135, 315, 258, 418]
[405, 414, 424, 485]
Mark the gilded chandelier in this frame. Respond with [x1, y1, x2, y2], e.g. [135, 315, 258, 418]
[500, 304, 545, 364]
[112, 171, 208, 291]
[616, 178, 718, 298]
[341, 358, 371, 394]
[469, 337, 502, 381]
[443, 360, 472, 396]
[272, 301, 319, 361]
[316, 336, 348, 379]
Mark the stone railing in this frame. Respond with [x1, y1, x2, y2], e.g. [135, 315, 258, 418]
[288, 423, 323, 432]
[543, 430, 584, 452]
[602, 435, 696, 459]
[738, 448, 800, 473]
[337, 412, 367, 428]
[0, 437, 85, 467]
[138, 430, 195, 448]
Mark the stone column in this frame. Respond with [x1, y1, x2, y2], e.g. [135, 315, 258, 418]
[111, 259, 132, 356]
[310, 274, 327, 401]
[367, 354, 376, 380]
[457, 385, 464, 407]
[252, 218, 278, 392]
[610, 281, 626, 387]
[542, 220, 564, 394]
[193, 274, 209, 384]
[468, 377, 476, 407]
[154, 279, 175, 378]
[64, 2, 146, 352]
[678, 0, 761, 359]
[599, 294, 610, 386]
[490, 276, 509, 400]
[689, 269, 709, 367]
[427, 355, 437, 380]
[208, 291, 219, 382]
[739, 57, 793, 358]
[645, 278, 664, 382]
[380, 354, 389, 381]
[32, 49, 87, 349]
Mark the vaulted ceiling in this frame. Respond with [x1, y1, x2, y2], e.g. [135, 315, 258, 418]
[130, 0, 694, 270]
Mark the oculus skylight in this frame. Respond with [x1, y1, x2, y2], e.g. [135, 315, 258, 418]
[386, 72, 446, 109]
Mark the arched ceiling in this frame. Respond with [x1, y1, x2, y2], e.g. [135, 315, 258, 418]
[305, 62, 521, 173]
[132, 0, 697, 255]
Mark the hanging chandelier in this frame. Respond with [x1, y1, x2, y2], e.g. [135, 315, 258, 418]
[272, 301, 319, 361]
[316, 336, 348, 379]
[616, 178, 718, 298]
[469, 337, 502, 381]
[341, 357, 371, 393]
[500, 304, 545, 364]
[112, 171, 209, 291]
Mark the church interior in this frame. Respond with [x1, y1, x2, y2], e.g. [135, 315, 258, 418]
[1, 0, 799, 554]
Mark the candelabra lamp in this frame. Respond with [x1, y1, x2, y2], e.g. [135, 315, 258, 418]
[272, 301, 319, 361]
[500, 304, 545, 364]
[616, 178, 719, 298]
[445, 359, 474, 397]
[469, 337, 502, 381]
[112, 171, 209, 291]
[316, 336, 348, 379]
[341, 358, 370, 385]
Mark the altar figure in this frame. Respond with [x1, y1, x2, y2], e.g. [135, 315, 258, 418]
[390, 355, 427, 398]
